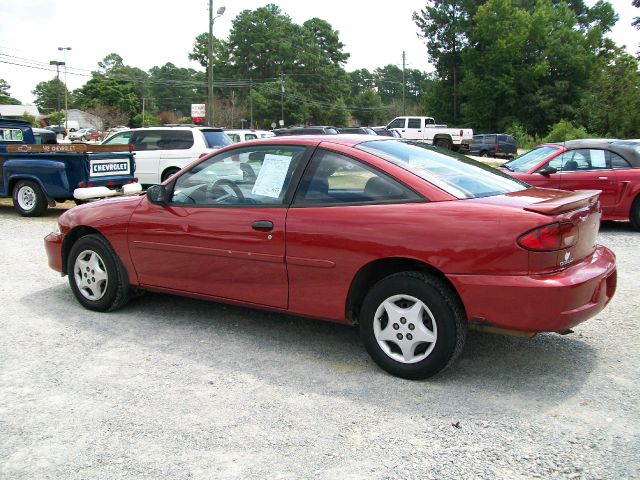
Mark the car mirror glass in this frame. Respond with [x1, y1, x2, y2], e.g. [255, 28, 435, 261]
[147, 184, 168, 204]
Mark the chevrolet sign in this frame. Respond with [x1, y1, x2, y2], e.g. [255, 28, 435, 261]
[90, 160, 130, 177]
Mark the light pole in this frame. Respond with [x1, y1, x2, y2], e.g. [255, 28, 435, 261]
[208, 3, 225, 127]
[49, 60, 65, 111]
[58, 47, 72, 133]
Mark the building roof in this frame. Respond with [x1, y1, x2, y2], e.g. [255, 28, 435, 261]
[0, 104, 40, 118]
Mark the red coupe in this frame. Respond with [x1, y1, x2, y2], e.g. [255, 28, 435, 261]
[44, 136, 617, 379]
[500, 140, 640, 230]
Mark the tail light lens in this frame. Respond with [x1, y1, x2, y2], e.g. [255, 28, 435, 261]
[518, 222, 578, 251]
[459, 129, 463, 137]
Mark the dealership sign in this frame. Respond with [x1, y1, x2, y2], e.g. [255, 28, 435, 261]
[191, 104, 206, 118]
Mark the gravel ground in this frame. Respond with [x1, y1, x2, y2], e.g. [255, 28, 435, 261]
[0, 200, 638, 480]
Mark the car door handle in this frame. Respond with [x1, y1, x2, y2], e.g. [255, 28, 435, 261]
[598, 177, 609, 180]
[252, 220, 273, 231]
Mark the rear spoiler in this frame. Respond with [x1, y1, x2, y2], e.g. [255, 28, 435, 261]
[4, 144, 133, 153]
[524, 190, 601, 215]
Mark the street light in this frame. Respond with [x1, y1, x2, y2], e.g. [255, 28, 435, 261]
[49, 60, 65, 111]
[58, 47, 72, 133]
[208, 4, 225, 127]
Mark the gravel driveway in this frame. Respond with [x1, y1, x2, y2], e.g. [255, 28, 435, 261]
[0, 201, 638, 479]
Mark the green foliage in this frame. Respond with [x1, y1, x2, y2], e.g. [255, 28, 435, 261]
[503, 121, 539, 149]
[0, 78, 22, 105]
[131, 112, 160, 128]
[48, 111, 65, 126]
[351, 89, 385, 126]
[32, 78, 67, 112]
[21, 112, 39, 127]
[542, 119, 590, 143]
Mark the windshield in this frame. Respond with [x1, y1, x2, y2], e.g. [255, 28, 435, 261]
[503, 146, 560, 173]
[202, 130, 233, 148]
[357, 140, 528, 199]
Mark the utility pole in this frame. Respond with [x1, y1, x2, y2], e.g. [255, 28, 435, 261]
[58, 47, 72, 132]
[49, 60, 65, 111]
[402, 50, 406, 116]
[249, 78, 253, 129]
[280, 72, 285, 127]
[207, 3, 226, 127]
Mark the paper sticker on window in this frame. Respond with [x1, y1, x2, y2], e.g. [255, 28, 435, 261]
[251, 154, 292, 198]
[590, 150, 606, 168]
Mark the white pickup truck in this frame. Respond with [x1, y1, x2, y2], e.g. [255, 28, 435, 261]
[386, 116, 473, 152]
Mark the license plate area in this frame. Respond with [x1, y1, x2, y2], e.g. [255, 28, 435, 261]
[89, 159, 130, 177]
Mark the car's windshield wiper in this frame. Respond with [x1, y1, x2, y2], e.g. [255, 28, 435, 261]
[501, 164, 513, 171]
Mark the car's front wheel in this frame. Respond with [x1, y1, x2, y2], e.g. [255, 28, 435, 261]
[359, 271, 467, 379]
[67, 234, 130, 312]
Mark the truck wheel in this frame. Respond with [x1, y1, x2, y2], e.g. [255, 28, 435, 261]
[359, 271, 467, 379]
[480, 151, 489, 157]
[161, 167, 180, 182]
[12, 180, 48, 217]
[67, 234, 131, 312]
[435, 138, 452, 150]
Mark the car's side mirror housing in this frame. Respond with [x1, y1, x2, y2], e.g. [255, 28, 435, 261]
[538, 166, 557, 175]
[147, 184, 168, 205]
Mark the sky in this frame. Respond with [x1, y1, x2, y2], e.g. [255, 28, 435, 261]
[0, 0, 638, 105]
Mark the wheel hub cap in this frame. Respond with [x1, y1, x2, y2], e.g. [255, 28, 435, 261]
[73, 250, 109, 301]
[373, 294, 438, 364]
[17, 186, 36, 210]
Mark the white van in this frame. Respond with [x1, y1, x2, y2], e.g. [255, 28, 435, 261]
[224, 129, 275, 143]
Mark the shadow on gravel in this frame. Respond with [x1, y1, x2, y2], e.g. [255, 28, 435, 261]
[25, 284, 597, 416]
[0, 200, 74, 218]
[599, 220, 636, 234]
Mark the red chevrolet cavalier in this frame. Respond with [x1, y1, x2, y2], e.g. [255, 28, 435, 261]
[44, 136, 617, 379]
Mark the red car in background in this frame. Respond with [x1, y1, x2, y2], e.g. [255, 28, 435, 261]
[44, 137, 617, 379]
[500, 140, 640, 230]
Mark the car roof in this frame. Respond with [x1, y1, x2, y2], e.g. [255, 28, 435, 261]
[545, 139, 640, 167]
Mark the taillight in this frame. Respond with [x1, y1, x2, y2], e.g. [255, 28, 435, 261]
[459, 129, 463, 137]
[518, 222, 578, 251]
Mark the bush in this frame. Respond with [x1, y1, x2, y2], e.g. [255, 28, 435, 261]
[504, 121, 539, 150]
[542, 119, 590, 143]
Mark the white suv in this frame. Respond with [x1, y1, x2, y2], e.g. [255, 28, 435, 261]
[224, 129, 275, 143]
[101, 126, 232, 184]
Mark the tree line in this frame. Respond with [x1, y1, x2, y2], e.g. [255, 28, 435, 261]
[2, 1, 639, 143]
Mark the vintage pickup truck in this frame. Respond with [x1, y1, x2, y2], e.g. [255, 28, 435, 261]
[0, 119, 141, 216]
[386, 116, 473, 152]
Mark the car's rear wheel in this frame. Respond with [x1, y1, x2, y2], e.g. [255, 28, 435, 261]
[630, 196, 640, 231]
[67, 234, 130, 312]
[435, 138, 452, 150]
[12, 180, 48, 217]
[481, 150, 489, 157]
[359, 271, 467, 379]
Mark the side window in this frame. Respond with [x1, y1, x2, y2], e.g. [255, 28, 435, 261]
[169, 146, 307, 206]
[485, 135, 497, 144]
[132, 131, 163, 151]
[293, 150, 420, 205]
[388, 118, 406, 129]
[473, 135, 482, 143]
[560, 149, 609, 171]
[102, 131, 132, 145]
[227, 133, 240, 143]
[158, 130, 194, 150]
[609, 152, 631, 169]
[245, 134, 257, 140]
[407, 118, 422, 129]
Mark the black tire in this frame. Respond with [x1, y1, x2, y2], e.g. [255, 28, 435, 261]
[67, 234, 131, 312]
[12, 180, 48, 217]
[435, 138, 452, 150]
[161, 167, 180, 182]
[359, 271, 467, 380]
[480, 151, 489, 158]
[630, 196, 640, 231]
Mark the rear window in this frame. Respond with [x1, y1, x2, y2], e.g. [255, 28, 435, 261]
[202, 130, 233, 148]
[503, 146, 561, 173]
[357, 140, 528, 199]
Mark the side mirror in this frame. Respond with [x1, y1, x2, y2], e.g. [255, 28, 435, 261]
[537, 166, 557, 175]
[147, 184, 168, 205]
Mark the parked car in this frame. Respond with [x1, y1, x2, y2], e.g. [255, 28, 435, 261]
[337, 127, 378, 135]
[44, 125, 67, 137]
[373, 127, 401, 138]
[69, 128, 100, 142]
[273, 126, 338, 136]
[469, 133, 517, 158]
[45, 135, 616, 379]
[32, 127, 57, 144]
[224, 129, 275, 143]
[500, 139, 640, 230]
[101, 125, 233, 184]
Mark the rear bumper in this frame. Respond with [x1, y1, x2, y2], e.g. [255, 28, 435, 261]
[44, 232, 63, 273]
[447, 245, 617, 333]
